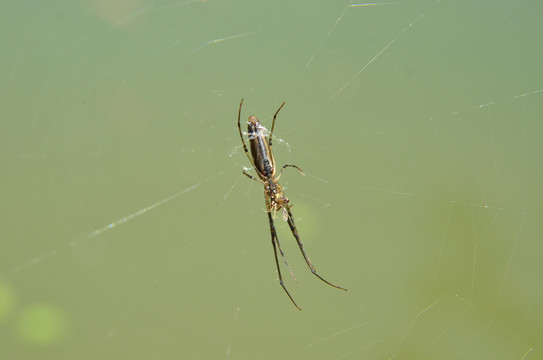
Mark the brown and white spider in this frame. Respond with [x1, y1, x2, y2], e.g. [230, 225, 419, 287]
[237, 99, 347, 310]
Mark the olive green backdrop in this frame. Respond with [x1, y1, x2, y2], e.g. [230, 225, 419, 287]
[1, 0, 542, 359]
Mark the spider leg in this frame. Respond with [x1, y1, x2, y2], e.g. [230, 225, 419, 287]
[265, 197, 297, 281]
[268, 101, 285, 149]
[267, 203, 301, 310]
[237, 99, 257, 169]
[285, 204, 348, 291]
[275, 164, 305, 181]
[268, 212, 298, 283]
[242, 170, 264, 184]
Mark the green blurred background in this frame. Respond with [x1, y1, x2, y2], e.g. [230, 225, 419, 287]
[1, 0, 542, 359]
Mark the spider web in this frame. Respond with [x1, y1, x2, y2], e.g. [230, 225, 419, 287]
[1, 0, 542, 359]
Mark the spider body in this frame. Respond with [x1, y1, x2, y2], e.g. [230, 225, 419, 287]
[246, 116, 290, 217]
[237, 99, 347, 310]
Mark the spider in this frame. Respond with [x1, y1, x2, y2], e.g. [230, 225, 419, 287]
[237, 98, 347, 310]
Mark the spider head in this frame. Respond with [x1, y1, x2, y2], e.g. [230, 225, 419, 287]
[268, 182, 289, 212]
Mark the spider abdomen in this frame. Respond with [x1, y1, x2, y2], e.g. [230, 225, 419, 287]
[247, 116, 276, 180]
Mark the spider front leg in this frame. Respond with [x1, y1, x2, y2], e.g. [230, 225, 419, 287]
[266, 198, 301, 310]
[285, 204, 347, 292]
